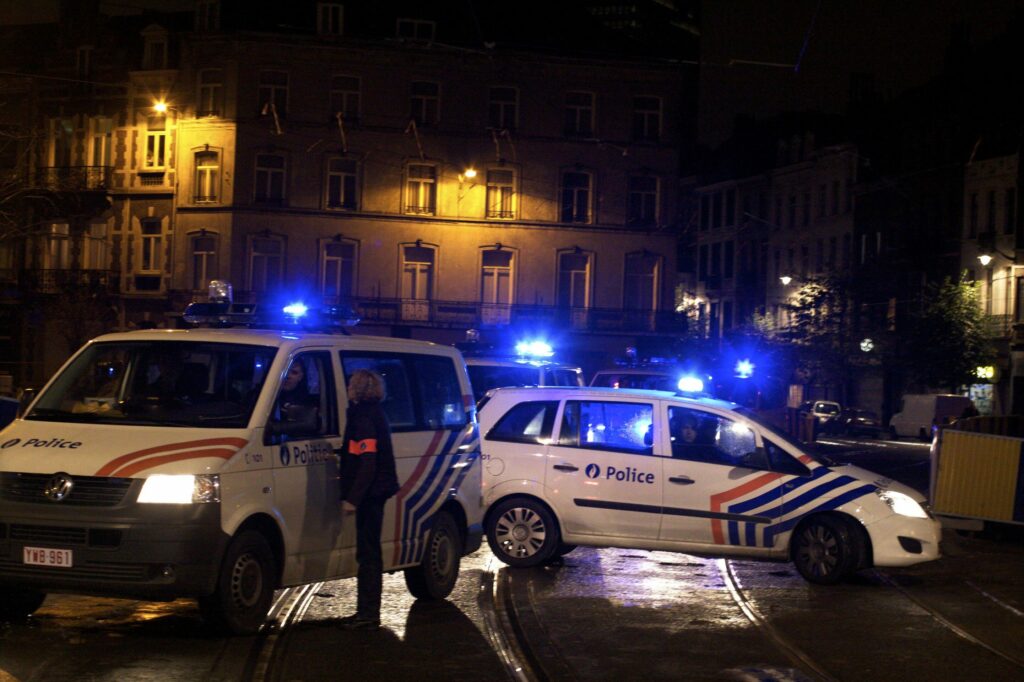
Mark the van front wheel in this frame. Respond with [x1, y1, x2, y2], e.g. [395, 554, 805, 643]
[404, 512, 461, 600]
[199, 530, 276, 635]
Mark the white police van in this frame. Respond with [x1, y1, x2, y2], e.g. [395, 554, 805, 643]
[459, 338, 584, 404]
[0, 284, 482, 633]
[479, 386, 941, 584]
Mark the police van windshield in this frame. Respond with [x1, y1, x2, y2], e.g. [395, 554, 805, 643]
[467, 365, 541, 402]
[26, 341, 277, 429]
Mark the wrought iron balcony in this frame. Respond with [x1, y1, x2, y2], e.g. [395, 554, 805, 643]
[34, 166, 112, 192]
[14, 269, 120, 294]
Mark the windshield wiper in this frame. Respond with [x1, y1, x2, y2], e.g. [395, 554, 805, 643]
[26, 408, 101, 422]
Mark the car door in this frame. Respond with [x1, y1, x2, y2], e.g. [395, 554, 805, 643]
[545, 398, 661, 540]
[660, 404, 783, 549]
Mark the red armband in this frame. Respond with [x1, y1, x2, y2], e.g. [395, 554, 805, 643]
[348, 438, 378, 455]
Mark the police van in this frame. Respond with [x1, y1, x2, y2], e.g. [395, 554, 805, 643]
[478, 386, 941, 584]
[460, 338, 584, 404]
[0, 285, 482, 633]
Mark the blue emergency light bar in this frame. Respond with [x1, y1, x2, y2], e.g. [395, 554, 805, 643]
[182, 281, 359, 332]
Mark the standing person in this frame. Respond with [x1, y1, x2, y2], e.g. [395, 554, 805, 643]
[338, 369, 399, 630]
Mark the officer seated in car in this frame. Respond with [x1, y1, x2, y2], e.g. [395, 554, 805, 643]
[672, 414, 724, 464]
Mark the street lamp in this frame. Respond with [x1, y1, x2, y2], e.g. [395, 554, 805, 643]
[779, 275, 792, 286]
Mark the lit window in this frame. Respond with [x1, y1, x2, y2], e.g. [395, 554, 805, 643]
[139, 219, 162, 273]
[405, 164, 437, 214]
[481, 248, 513, 305]
[486, 169, 515, 219]
[144, 116, 166, 169]
[83, 223, 108, 271]
[326, 158, 358, 209]
[194, 151, 219, 203]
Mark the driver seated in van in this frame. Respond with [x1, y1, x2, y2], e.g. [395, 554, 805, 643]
[275, 358, 320, 435]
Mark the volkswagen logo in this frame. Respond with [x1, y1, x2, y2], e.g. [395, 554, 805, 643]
[585, 463, 600, 479]
[44, 472, 74, 502]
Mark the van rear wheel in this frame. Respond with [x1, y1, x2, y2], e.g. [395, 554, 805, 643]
[0, 588, 46, 620]
[199, 530, 276, 635]
[405, 511, 461, 600]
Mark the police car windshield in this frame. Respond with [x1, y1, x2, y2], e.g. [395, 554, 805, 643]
[26, 341, 277, 429]
[468, 365, 540, 401]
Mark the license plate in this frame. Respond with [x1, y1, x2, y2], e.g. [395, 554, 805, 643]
[23, 546, 73, 568]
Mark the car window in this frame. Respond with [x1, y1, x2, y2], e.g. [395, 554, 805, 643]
[558, 400, 653, 454]
[763, 437, 811, 476]
[547, 368, 582, 387]
[668, 406, 757, 466]
[467, 365, 540, 401]
[487, 400, 559, 444]
[269, 351, 338, 444]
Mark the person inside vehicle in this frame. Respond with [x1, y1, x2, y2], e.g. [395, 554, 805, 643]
[672, 414, 723, 463]
[275, 358, 319, 434]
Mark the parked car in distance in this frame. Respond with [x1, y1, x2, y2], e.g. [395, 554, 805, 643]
[827, 408, 884, 438]
[800, 400, 841, 426]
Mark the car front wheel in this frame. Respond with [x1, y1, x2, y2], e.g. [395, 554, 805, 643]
[791, 515, 861, 585]
[486, 497, 559, 568]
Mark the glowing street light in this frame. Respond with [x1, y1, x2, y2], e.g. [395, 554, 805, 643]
[153, 100, 168, 113]
[779, 275, 792, 286]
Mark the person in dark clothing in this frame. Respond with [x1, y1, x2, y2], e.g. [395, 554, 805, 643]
[337, 369, 400, 630]
[276, 358, 318, 433]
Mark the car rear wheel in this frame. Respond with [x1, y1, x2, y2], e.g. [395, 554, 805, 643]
[405, 511, 462, 599]
[486, 497, 559, 568]
[0, 588, 46, 620]
[791, 515, 861, 585]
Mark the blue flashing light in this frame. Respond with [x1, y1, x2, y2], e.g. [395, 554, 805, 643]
[515, 340, 554, 358]
[282, 302, 309, 319]
[678, 376, 705, 393]
[735, 359, 755, 379]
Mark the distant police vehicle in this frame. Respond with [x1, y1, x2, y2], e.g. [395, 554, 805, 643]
[0, 282, 483, 632]
[461, 338, 583, 403]
[478, 386, 941, 584]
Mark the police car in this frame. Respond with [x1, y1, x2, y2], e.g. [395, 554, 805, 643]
[461, 339, 584, 403]
[0, 283, 483, 632]
[478, 386, 941, 584]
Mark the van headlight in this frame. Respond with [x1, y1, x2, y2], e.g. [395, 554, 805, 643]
[138, 474, 220, 504]
[876, 489, 928, 518]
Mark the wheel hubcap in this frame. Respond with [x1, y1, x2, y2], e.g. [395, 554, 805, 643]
[230, 554, 262, 608]
[495, 507, 546, 558]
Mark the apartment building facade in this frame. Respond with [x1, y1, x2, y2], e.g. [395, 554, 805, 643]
[0, 1, 693, 386]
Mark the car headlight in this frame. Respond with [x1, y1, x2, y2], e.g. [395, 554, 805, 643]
[876, 489, 928, 518]
[138, 474, 220, 504]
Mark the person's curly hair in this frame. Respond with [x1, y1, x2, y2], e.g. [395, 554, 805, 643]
[347, 369, 385, 403]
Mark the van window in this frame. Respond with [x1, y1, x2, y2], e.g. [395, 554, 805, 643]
[546, 368, 582, 387]
[27, 341, 276, 429]
[559, 400, 653, 454]
[269, 351, 338, 443]
[488, 400, 559, 444]
[340, 351, 467, 432]
[467, 364, 539, 401]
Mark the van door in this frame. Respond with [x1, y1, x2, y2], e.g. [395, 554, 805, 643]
[267, 350, 344, 583]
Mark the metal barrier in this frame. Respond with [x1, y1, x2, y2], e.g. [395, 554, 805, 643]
[931, 429, 1024, 526]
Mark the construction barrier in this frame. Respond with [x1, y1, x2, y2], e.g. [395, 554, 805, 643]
[931, 428, 1024, 526]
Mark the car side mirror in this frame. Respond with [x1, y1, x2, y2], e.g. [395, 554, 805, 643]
[18, 388, 36, 416]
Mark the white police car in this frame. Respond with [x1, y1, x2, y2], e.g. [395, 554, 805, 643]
[479, 386, 941, 584]
[0, 283, 482, 631]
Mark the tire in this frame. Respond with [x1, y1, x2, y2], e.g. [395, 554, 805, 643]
[791, 515, 861, 585]
[404, 511, 462, 600]
[555, 543, 577, 557]
[198, 530, 276, 635]
[918, 428, 929, 442]
[889, 426, 898, 440]
[486, 497, 559, 568]
[0, 588, 46, 620]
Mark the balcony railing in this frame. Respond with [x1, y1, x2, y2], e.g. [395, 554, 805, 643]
[339, 296, 688, 333]
[34, 166, 112, 191]
[985, 314, 1014, 338]
[13, 269, 120, 294]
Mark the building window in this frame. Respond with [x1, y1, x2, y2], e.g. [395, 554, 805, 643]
[89, 117, 112, 168]
[318, 3, 343, 35]
[196, 0, 220, 30]
[405, 164, 437, 214]
[631, 96, 661, 141]
[44, 223, 70, 270]
[258, 70, 288, 116]
[329, 75, 360, 121]
[968, 192, 978, 238]
[321, 239, 356, 301]
[139, 219, 162, 273]
[1007, 188, 1017, 237]
[488, 87, 518, 130]
[197, 69, 223, 116]
[557, 251, 591, 309]
[326, 158, 358, 209]
[194, 151, 219, 203]
[83, 223, 108, 270]
[144, 116, 166, 169]
[627, 176, 658, 227]
[564, 91, 594, 136]
[987, 190, 997, 233]
[249, 236, 283, 292]
[190, 233, 218, 290]
[397, 18, 435, 41]
[142, 37, 167, 70]
[481, 248, 513, 305]
[624, 252, 659, 310]
[254, 153, 286, 204]
[76, 46, 92, 77]
[410, 81, 439, 126]
[560, 171, 591, 223]
[486, 169, 515, 219]
[401, 244, 435, 300]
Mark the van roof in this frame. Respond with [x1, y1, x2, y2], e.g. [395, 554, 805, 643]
[86, 328, 452, 352]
